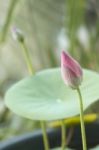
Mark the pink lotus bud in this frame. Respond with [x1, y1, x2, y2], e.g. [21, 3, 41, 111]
[61, 51, 83, 89]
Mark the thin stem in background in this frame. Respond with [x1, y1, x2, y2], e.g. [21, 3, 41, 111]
[19, 41, 34, 75]
[67, 0, 85, 56]
[66, 126, 74, 146]
[61, 120, 66, 150]
[27, 0, 46, 67]
[0, 0, 19, 42]
[77, 87, 87, 150]
[68, 0, 76, 55]
[18, 39, 50, 150]
[47, 47, 58, 67]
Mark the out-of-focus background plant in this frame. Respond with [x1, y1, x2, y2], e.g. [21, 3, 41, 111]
[0, 0, 99, 141]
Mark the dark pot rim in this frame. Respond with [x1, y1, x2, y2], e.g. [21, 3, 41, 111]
[0, 122, 99, 150]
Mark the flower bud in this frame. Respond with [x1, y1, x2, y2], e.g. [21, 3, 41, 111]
[61, 51, 83, 89]
[12, 27, 24, 42]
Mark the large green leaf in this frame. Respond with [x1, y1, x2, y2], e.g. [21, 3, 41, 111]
[5, 68, 99, 121]
[90, 146, 99, 150]
[52, 146, 99, 150]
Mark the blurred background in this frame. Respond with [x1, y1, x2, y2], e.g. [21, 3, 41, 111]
[0, 0, 99, 141]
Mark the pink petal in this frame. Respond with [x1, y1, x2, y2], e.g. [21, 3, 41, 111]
[61, 51, 83, 77]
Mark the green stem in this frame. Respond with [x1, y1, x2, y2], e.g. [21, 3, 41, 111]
[18, 39, 49, 150]
[61, 120, 66, 150]
[41, 121, 50, 150]
[19, 41, 34, 75]
[77, 87, 87, 150]
[0, 0, 19, 42]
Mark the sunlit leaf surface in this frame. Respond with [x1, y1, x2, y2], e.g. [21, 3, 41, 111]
[5, 68, 99, 121]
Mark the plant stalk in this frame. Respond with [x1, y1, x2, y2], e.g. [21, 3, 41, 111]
[0, 0, 19, 42]
[19, 41, 34, 75]
[77, 87, 87, 150]
[61, 120, 66, 150]
[41, 121, 50, 150]
[18, 39, 49, 150]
